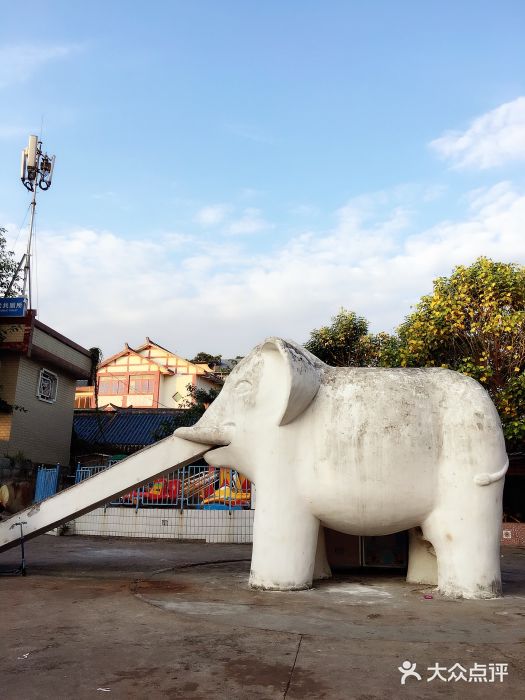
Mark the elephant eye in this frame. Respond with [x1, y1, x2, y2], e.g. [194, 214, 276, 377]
[235, 380, 252, 394]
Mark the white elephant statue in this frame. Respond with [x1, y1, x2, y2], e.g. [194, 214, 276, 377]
[176, 338, 508, 599]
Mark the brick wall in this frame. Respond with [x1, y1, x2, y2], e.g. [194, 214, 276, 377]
[0, 355, 20, 405]
[0, 355, 20, 444]
[0, 414, 12, 442]
[501, 523, 525, 547]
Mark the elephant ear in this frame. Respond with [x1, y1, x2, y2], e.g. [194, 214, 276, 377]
[261, 338, 324, 426]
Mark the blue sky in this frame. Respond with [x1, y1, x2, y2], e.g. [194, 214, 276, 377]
[1, 1, 525, 358]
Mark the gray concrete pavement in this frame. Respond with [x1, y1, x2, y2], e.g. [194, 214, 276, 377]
[0, 535, 524, 699]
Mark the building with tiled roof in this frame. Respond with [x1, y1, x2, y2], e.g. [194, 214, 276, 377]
[1, 311, 92, 465]
[75, 338, 223, 410]
[72, 407, 191, 457]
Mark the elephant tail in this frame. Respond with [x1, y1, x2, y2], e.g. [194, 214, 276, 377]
[474, 458, 509, 486]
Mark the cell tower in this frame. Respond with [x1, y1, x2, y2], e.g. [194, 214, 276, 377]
[4, 135, 56, 312]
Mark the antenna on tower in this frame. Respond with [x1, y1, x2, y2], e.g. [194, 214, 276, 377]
[20, 135, 55, 192]
[4, 135, 56, 313]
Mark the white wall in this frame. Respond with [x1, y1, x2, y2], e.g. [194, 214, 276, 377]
[72, 507, 254, 543]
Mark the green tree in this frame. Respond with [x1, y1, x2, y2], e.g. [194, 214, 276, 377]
[189, 352, 222, 369]
[218, 356, 244, 375]
[181, 383, 221, 421]
[304, 308, 399, 367]
[152, 383, 221, 441]
[0, 227, 23, 413]
[398, 257, 525, 446]
[0, 227, 21, 296]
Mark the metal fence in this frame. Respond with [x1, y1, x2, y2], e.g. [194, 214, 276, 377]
[34, 465, 60, 503]
[74, 463, 252, 511]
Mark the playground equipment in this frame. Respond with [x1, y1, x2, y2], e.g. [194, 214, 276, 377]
[0, 435, 210, 553]
[201, 469, 251, 507]
[121, 467, 220, 506]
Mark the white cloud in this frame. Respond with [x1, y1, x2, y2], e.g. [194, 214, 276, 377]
[421, 184, 448, 202]
[0, 44, 79, 89]
[464, 181, 517, 216]
[29, 182, 525, 359]
[227, 208, 272, 236]
[0, 124, 31, 140]
[194, 204, 232, 226]
[430, 96, 525, 169]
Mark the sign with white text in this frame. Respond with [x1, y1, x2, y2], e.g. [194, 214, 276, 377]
[0, 297, 27, 317]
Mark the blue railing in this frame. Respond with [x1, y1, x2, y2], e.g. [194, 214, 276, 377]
[34, 465, 60, 503]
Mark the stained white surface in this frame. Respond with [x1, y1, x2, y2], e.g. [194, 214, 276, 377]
[177, 337, 508, 599]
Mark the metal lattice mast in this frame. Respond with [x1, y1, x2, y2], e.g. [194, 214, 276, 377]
[12, 135, 56, 309]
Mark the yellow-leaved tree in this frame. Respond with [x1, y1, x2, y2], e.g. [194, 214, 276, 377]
[398, 257, 525, 446]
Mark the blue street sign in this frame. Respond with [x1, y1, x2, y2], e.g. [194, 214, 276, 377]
[0, 297, 27, 317]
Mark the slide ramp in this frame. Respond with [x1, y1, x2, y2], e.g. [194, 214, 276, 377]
[0, 435, 210, 554]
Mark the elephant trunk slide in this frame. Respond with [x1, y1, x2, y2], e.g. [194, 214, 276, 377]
[0, 434, 211, 553]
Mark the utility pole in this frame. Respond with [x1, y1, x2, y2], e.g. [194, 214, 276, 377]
[23, 178, 38, 305]
[5, 135, 56, 309]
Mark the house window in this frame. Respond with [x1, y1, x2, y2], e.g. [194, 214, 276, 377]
[37, 369, 58, 403]
[98, 375, 127, 395]
[129, 375, 154, 394]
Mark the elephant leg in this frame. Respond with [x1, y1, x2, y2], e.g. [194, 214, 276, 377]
[422, 491, 503, 599]
[406, 527, 437, 585]
[249, 490, 319, 590]
[313, 526, 332, 581]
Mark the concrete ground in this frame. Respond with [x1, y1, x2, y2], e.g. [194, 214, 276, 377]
[0, 536, 523, 699]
